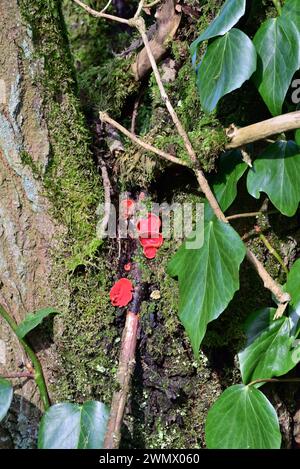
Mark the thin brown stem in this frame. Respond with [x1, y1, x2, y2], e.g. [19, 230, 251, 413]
[226, 210, 277, 221]
[132, 16, 227, 222]
[72, 0, 130, 24]
[98, 158, 111, 237]
[246, 250, 290, 303]
[100, 112, 189, 167]
[131, 90, 143, 134]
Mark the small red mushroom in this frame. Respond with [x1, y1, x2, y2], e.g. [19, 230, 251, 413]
[137, 213, 161, 237]
[124, 262, 131, 272]
[110, 278, 133, 307]
[139, 233, 163, 249]
[143, 246, 157, 259]
[120, 199, 135, 219]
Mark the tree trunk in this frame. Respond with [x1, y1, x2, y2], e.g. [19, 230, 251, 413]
[0, 0, 101, 448]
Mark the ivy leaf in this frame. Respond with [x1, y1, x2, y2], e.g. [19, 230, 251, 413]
[168, 219, 246, 356]
[197, 29, 257, 113]
[253, 16, 300, 116]
[0, 378, 13, 422]
[190, 0, 246, 54]
[15, 307, 59, 339]
[38, 401, 109, 449]
[205, 384, 281, 449]
[295, 129, 300, 146]
[282, 0, 300, 31]
[247, 141, 300, 217]
[205, 150, 247, 220]
[238, 308, 300, 385]
[286, 259, 300, 335]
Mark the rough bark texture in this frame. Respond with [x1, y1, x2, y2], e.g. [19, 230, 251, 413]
[0, 0, 102, 448]
[0, 0, 57, 448]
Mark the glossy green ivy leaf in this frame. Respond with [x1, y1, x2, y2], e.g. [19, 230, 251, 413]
[205, 384, 281, 449]
[0, 378, 13, 422]
[197, 29, 257, 113]
[190, 0, 246, 54]
[286, 259, 300, 335]
[247, 141, 300, 217]
[238, 308, 300, 385]
[15, 307, 59, 339]
[205, 150, 247, 220]
[38, 401, 109, 449]
[253, 16, 300, 116]
[282, 0, 300, 31]
[168, 219, 246, 356]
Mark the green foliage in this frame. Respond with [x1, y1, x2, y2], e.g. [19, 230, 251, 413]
[247, 141, 300, 217]
[15, 308, 59, 339]
[38, 401, 109, 449]
[282, 0, 300, 32]
[196, 29, 257, 113]
[192, 0, 300, 115]
[285, 259, 300, 335]
[253, 16, 300, 116]
[238, 308, 300, 385]
[190, 0, 246, 46]
[168, 218, 246, 356]
[205, 150, 247, 220]
[205, 384, 281, 449]
[0, 379, 13, 422]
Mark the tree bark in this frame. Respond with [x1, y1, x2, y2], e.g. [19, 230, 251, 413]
[0, 0, 95, 448]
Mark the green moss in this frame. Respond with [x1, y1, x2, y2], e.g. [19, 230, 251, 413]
[20, 151, 42, 178]
[19, 0, 117, 405]
[148, 56, 226, 172]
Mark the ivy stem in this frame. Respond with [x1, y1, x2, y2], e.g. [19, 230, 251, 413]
[226, 210, 278, 221]
[272, 0, 282, 15]
[249, 377, 300, 387]
[0, 304, 50, 410]
[259, 232, 289, 274]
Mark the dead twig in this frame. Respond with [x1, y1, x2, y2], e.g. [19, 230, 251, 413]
[226, 111, 300, 149]
[103, 311, 139, 448]
[98, 158, 112, 237]
[100, 112, 189, 167]
[72, 0, 130, 24]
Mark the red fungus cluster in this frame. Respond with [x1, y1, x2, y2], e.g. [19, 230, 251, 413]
[109, 278, 133, 307]
[110, 198, 164, 307]
[137, 213, 163, 259]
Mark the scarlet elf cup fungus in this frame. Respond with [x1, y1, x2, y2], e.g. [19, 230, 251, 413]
[137, 213, 164, 259]
[110, 278, 134, 307]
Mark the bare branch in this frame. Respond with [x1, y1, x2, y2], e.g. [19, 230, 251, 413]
[100, 112, 189, 167]
[226, 111, 300, 149]
[246, 249, 290, 303]
[103, 311, 139, 448]
[72, 0, 130, 24]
